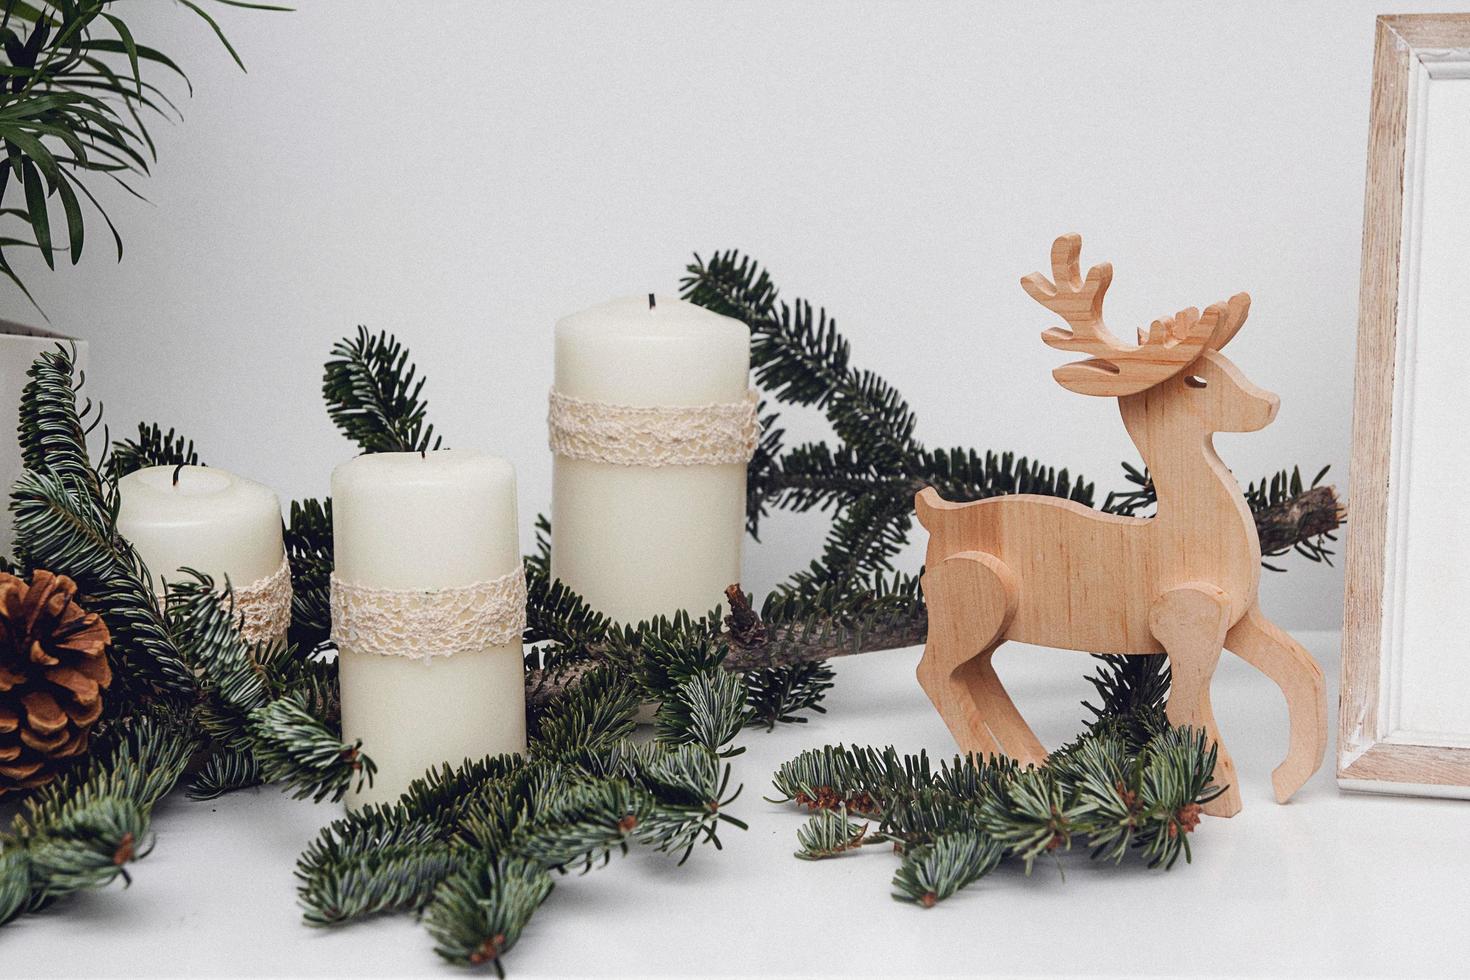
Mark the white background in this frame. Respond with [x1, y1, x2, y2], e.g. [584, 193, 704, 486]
[5, 0, 1457, 628]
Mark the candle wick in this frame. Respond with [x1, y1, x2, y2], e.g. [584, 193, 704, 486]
[171, 462, 185, 487]
[648, 293, 656, 310]
[421, 449, 427, 459]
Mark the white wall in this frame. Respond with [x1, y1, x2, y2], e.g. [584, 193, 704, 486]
[5, 0, 1444, 629]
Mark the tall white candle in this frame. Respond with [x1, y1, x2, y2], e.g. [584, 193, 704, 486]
[116, 465, 285, 597]
[551, 294, 751, 625]
[332, 450, 526, 807]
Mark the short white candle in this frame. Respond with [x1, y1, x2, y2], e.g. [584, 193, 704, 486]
[551, 294, 750, 625]
[332, 450, 527, 807]
[116, 465, 284, 594]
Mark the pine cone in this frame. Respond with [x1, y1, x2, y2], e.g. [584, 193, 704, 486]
[0, 570, 112, 795]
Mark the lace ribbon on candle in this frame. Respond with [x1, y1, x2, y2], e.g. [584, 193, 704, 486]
[547, 388, 760, 467]
[155, 555, 293, 647]
[234, 556, 294, 646]
[329, 565, 527, 661]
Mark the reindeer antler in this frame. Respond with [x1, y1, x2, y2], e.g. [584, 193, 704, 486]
[1022, 234, 1246, 397]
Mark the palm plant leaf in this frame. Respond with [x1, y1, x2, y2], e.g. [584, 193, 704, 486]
[0, 0, 284, 310]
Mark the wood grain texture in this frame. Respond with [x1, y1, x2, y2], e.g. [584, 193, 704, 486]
[1340, 742, 1470, 789]
[916, 235, 1328, 815]
[1380, 13, 1470, 49]
[1339, 14, 1470, 793]
[1150, 583, 1240, 817]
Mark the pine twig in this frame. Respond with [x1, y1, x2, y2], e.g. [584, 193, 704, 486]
[323, 326, 443, 455]
[1255, 485, 1345, 560]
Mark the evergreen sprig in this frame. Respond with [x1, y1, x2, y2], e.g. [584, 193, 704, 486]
[167, 573, 369, 803]
[284, 496, 333, 653]
[100, 421, 199, 482]
[296, 731, 747, 970]
[10, 346, 193, 703]
[0, 709, 196, 924]
[323, 326, 443, 454]
[773, 726, 1222, 908]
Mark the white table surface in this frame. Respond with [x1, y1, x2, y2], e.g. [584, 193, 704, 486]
[5, 630, 1467, 978]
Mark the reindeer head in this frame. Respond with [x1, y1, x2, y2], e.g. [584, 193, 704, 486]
[1021, 234, 1277, 434]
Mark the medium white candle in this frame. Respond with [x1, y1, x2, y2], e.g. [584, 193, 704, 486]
[551, 294, 750, 625]
[116, 465, 284, 596]
[332, 450, 526, 807]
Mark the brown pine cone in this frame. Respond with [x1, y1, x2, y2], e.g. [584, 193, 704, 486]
[0, 570, 112, 796]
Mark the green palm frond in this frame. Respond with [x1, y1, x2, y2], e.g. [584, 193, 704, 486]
[0, 1, 284, 308]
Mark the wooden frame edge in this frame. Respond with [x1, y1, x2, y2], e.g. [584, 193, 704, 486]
[1340, 13, 1470, 793]
[1339, 743, 1470, 797]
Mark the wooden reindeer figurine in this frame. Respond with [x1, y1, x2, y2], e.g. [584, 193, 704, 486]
[915, 234, 1327, 817]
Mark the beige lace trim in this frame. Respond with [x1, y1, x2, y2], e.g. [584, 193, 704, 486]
[155, 556, 292, 646]
[329, 565, 526, 661]
[233, 556, 294, 646]
[547, 388, 760, 467]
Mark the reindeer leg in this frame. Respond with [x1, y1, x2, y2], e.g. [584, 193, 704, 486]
[1149, 584, 1240, 818]
[1224, 603, 1327, 804]
[917, 551, 1046, 765]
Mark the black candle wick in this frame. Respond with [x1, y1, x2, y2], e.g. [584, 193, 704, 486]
[648, 292, 656, 310]
[171, 462, 185, 487]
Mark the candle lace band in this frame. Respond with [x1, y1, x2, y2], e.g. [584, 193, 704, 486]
[235, 556, 294, 646]
[329, 565, 527, 661]
[547, 388, 760, 467]
[156, 556, 292, 647]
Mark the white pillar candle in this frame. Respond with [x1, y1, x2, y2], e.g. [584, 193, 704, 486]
[551, 294, 751, 625]
[116, 464, 286, 609]
[332, 450, 526, 808]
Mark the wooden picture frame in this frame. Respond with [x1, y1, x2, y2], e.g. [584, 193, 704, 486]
[1341, 14, 1470, 798]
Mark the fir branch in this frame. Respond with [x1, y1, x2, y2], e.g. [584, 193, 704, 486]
[10, 347, 193, 702]
[166, 574, 371, 803]
[529, 667, 637, 755]
[294, 608, 750, 957]
[284, 497, 333, 653]
[654, 670, 748, 758]
[1077, 654, 1171, 750]
[743, 401, 786, 536]
[422, 855, 554, 974]
[629, 743, 746, 864]
[186, 746, 262, 801]
[502, 776, 649, 872]
[0, 710, 196, 924]
[741, 661, 834, 731]
[323, 326, 443, 454]
[1246, 468, 1344, 569]
[679, 250, 781, 326]
[100, 421, 199, 482]
[975, 767, 1079, 871]
[772, 730, 1221, 907]
[522, 576, 928, 718]
[794, 807, 870, 860]
[891, 831, 1002, 907]
[297, 803, 456, 926]
[302, 839, 465, 926]
[16, 343, 103, 504]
